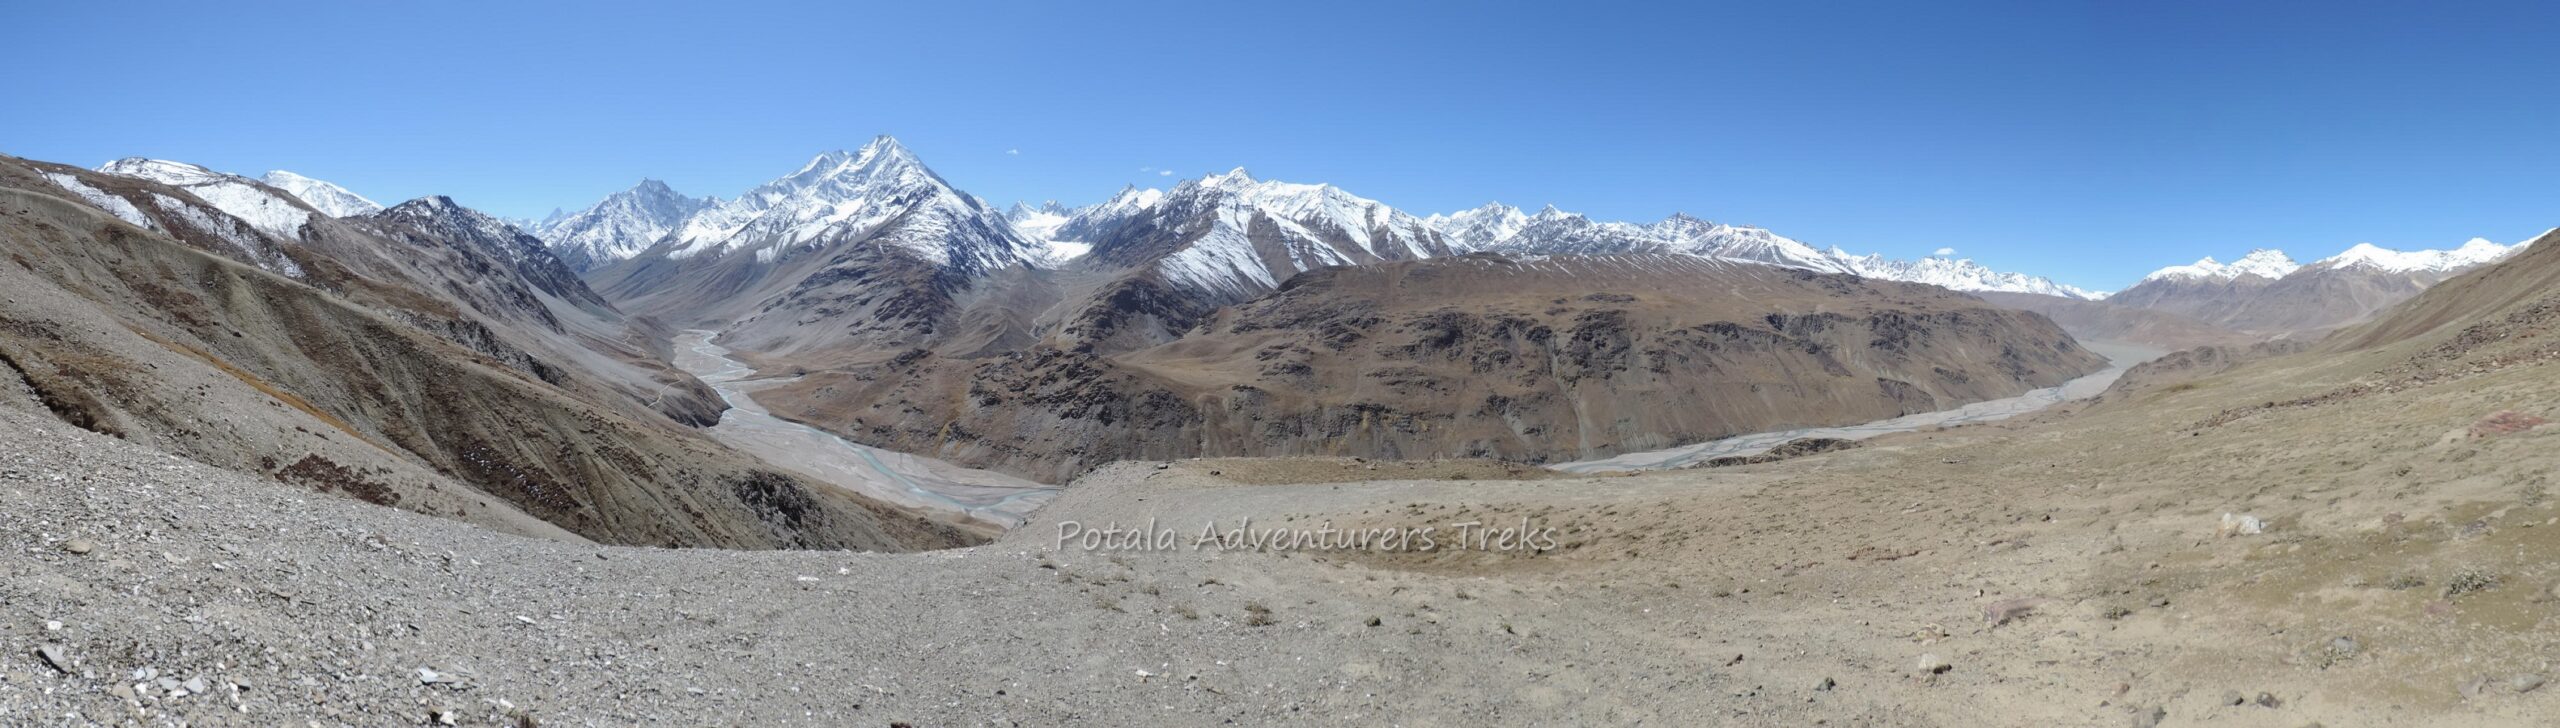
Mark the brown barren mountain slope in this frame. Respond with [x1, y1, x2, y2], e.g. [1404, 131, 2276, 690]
[0, 158, 969, 551]
[756, 253, 2106, 481]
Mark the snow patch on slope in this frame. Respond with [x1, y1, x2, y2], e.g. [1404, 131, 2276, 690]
[260, 170, 383, 217]
[96, 159, 315, 239]
[41, 172, 158, 230]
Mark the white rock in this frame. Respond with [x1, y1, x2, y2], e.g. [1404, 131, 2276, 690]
[2218, 513, 2265, 537]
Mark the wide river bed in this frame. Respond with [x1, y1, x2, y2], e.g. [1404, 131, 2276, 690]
[672, 331, 1058, 530]
[1552, 341, 2165, 473]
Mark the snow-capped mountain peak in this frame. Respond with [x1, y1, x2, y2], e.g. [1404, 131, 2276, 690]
[1006, 200, 1072, 222]
[1101, 170, 1451, 297]
[537, 178, 713, 272]
[659, 136, 1029, 274]
[1042, 185, 1166, 246]
[2228, 249, 2301, 278]
[1199, 167, 1257, 190]
[259, 170, 383, 217]
[1422, 202, 1530, 251]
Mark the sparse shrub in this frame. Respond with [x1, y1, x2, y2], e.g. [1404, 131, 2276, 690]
[2444, 568, 2502, 597]
[1243, 601, 1275, 627]
[2384, 573, 2428, 591]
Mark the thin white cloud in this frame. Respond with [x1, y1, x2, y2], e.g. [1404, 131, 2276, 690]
[1157, 169, 1173, 177]
[1932, 247, 1956, 256]
[1137, 166, 1155, 173]
[1006, 148, 1020, 156]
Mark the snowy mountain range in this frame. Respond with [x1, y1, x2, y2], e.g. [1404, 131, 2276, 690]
[644, 137, 1031, 274]
[1826, 251, 2102, 300]
[125, 138, 2534, 317]
[1431, 203, 1864, 275]
[2138, 236, 2536, 283]
[2109, 234, 2546, 335]
[1099, 167, 1449, 298]
[979, 182, 2102, 301]
[2137, 249, 2304, 283]
[1414, 202, 2097, 299]
[2310, 238, 2527, 273]
[573, 136, 1043, 359]
[488, 135, 2094, 303]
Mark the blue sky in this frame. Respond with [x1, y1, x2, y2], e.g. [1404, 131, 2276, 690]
[8, 0, 2559, 291]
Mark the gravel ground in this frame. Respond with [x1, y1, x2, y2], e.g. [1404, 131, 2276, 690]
[0, 404, 1753, 726]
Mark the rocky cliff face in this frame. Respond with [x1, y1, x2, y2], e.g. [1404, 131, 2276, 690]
[755, 253, 2105, 481]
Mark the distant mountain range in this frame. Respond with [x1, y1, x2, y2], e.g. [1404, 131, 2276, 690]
[104, 139, 2543, 349]
[2109, 237, 2541, 336]
[509, 145, 2105, 302]
[130, 140, 2531, 318]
